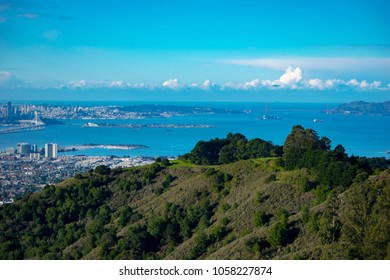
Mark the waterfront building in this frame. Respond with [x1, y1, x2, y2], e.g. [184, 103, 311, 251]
[5, 147, 15, 154]
[45, 143, 58, 159]
[17, 143, 31, 156]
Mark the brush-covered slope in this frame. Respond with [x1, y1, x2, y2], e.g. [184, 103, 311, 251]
[0, 127, 389, 260]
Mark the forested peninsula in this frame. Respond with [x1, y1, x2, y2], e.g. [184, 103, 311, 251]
[331, 100, 390, 115]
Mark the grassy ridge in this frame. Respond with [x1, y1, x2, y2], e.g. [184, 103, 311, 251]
[1, 127, 389, 260]
[1, 157, 389, 260]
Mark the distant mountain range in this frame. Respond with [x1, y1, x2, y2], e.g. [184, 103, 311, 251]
[331, 101, 390, 116]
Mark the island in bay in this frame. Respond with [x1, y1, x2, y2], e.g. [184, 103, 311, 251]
[330, 100, 390, 115]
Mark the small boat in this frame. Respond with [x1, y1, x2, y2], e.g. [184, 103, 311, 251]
[258, 104, 280, 120]
[261, 114, 281, 120]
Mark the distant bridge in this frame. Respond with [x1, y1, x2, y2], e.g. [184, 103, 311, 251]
[18, 111, 45, 126]
[0, 125, 45, 134]
[0, 112, 45, 134]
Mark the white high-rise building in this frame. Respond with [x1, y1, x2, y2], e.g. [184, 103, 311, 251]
[45, 143, 58, 158]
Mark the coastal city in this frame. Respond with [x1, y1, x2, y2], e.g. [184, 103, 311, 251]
[0, 101, 226, 203]
[1, 101, 185, 204]
[0, 141, 155, 204]
[0, 101, 228, 122]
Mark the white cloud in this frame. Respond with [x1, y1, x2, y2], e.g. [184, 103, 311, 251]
[221, 82, 241, 91]
[109, 81, 150, 89]
[202, 80, 212, 88]
[308, 78, 324, 89]
[261, 80, 273, 87]
[324, 79, 339, 88]
[370, 81, 381, 89]
[347, 79, 360, 87]
[132, 83, 147, 89]
[278, 66, 303, 85]
[307, 78, 343, 90]
[66, 80, 87, 88]
[360, 80, 369, 88]
[201, 79, 218, 89]
[43, 29, 60, 41]
[345, 79, 380, 89]
[190, 83, 198, 88]
[220, 67, 303, 91]
[242, 79, 260, 90]
[41, 66, 389, 92]
[110, 81, 125, 88]
[221, 57, 390, 73]
[162, 78, 182, 90]
[305, 78, 384, 91]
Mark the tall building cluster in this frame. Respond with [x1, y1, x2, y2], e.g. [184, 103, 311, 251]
[0, 102, 21, 119]
[5, 142, 58, 159]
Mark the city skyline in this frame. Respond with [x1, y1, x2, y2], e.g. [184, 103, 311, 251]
[0, 0, 390, 102]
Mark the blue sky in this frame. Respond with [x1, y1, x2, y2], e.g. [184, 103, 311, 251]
[0, 0, 389, 101]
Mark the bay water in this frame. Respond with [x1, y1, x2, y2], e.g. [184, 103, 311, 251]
[1, 102, 389, 159]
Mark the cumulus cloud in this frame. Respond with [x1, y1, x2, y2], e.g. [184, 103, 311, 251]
[201, 79, 218, 90]
[307, 78, 324, 89]
[46, 66, 389, 92]
[278, 66, 303, 85]
[162, 78, 182, 90]
[346, 79, 382, 89]
[202, 79, 212, 88]
[371, 81, 382, 89]
[219, 67, 303, 91]
[238, 79, 262, 90]
[245, 79, 260, 89]
[69, 80, 87, 88]
[110, 81, 125, 88]
[304, 78, 384, 91]
[347, 79, 360, 87]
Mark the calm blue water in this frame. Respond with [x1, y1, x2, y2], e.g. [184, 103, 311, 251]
[1, 102, 389, 158]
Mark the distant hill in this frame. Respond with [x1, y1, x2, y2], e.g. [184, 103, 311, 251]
[331, 100, 390, 115]
[0, 126, 389, 260]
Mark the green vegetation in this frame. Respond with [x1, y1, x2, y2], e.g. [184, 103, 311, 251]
[180, 132, 282, 165]
[0, 127, 389, 260]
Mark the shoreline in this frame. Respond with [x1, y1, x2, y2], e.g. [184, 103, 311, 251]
[82, 122, 214, 129]
[58, 144, 148, 152]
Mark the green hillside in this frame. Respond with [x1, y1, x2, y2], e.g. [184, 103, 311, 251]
[0, 126, 389, 260]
